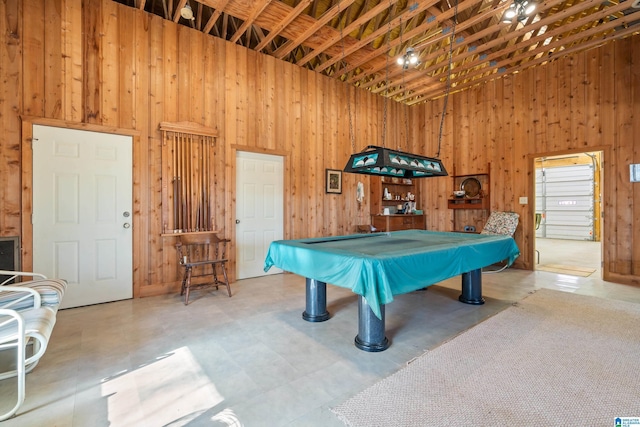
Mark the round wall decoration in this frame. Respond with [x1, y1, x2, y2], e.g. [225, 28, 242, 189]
[460, 177, 482, 198]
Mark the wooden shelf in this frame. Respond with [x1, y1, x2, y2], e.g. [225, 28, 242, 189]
[449, 165, 491, 232]
[371, 178, 421, 216]
[371, 214, 425, 232]
[161, 230, 220, 237]
[369, 178, 425, 231]
[447, 197, 490, 210]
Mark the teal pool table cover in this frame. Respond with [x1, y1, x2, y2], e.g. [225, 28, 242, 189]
[263, 230, 520, 318]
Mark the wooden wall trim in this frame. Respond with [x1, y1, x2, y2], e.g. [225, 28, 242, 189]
[159, 121, 218, 137]
[230, 144, 290, 157]
[604, 272, 640, 287]
[21, 116, 141, 136]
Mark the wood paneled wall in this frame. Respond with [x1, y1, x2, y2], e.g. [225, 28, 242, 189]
[414, 37, 640, 285]
[1, 0, 638, 296]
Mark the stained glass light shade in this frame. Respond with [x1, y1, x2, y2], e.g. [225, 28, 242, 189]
[343, 145, 448, 178]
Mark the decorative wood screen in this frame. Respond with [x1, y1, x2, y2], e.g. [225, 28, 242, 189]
[160, 122, 218, 234]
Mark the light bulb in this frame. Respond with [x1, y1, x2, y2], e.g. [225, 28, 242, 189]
[525, 3, 536, 14]
[505, 8, 516, 18]
[397, 57, 405, 66]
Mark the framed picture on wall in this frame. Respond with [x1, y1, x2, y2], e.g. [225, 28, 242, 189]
[326, 169, 342, 194]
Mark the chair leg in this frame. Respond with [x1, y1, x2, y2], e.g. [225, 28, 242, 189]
[211, 265, 220, 291]
[221, 263, 231, 297]
[0, 314, 26, 421]
[184, 268, 193, 305]
[180, 268, 188, 296]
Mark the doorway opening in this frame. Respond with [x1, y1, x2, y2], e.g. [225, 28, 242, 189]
[534, 152, 603, 278]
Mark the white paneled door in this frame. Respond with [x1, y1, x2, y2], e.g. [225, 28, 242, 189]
[32, 125, 133, 308]
[236, 151, 283, 279]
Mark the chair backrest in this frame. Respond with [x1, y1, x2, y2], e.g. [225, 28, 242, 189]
[480, 211, 519, 237]
[176, 233, 229, 264]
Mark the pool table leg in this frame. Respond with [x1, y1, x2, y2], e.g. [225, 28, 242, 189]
[459, 268, 485, 305]
[303, 278, 330, 322]
[354, 296, 390, 352]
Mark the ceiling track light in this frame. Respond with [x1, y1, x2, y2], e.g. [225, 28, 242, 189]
[397, 47, 420, 69]
[502, 0, 536, 23]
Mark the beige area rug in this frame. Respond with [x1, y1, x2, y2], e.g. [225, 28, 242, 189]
[536, 263, 595, 277]
[332, 289, 640, 427]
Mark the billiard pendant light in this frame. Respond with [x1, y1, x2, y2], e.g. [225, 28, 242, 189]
[344, 145, 448, 178]
[343, 7, 448, 179]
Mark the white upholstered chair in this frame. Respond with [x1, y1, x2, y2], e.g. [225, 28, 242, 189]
[481, 211, 519, 237]
[481, 211, 519, 272]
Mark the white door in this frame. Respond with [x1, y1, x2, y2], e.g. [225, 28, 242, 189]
[32, 125, 133, 308]
[236, 151, 283, 279]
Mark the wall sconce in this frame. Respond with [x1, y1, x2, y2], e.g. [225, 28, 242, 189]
[502, 0, 536, 23]
[397, 47, 420, 69]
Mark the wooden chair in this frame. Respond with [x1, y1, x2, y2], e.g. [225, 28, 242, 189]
[356, 224, 378, 233]
[175, 233, 231, 304]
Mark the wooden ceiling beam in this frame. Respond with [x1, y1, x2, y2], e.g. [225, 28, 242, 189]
[196, 2, 203, 29]
[298, 0, 404, 68]
[351, 0, 491, 90]
[407, 6, 639, 102]
[202, 0, 230, 34]
[315, 0, 439, 72]
[173, 0, 188, 22]
[379, 0, 598, 97]
[230, 0, 272, 43]
[409, 24, 640, 105]
[254, 0, 313, 52]
[272, 0, 358, 59]
[222, 12, 229, 36]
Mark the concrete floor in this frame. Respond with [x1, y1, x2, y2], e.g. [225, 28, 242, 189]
[1, 238, 636, 427]
[536, 237, 602, 276]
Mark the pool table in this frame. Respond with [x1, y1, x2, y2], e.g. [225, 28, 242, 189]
[264, 230, 520, 352]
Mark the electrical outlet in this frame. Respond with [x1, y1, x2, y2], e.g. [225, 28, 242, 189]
[519, 196, 528, 204]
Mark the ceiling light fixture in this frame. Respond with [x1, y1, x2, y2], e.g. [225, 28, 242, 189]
[397, 47, 420, 69]
[344, 145, 448, 178]
[180, 3, 195, 20]
[344, 5, 448, 179]
[501, 0, 536, 23]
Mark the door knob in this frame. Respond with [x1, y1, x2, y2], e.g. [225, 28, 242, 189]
[123, 211, 130, 217]
[236, 219, 240, 224]
[123, 223, 131, 229]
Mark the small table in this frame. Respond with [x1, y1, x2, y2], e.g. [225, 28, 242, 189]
[264, 230, 520, 352]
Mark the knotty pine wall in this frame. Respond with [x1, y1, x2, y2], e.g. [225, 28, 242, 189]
[1, 0, 638, 297]
[416, 37, 640, 285]
[1, 0, 427, 297]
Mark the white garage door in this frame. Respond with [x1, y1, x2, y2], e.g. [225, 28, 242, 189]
[535, 164, 595, 241]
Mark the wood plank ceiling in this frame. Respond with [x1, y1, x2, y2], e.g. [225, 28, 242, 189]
[116, 0, 640, 105]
